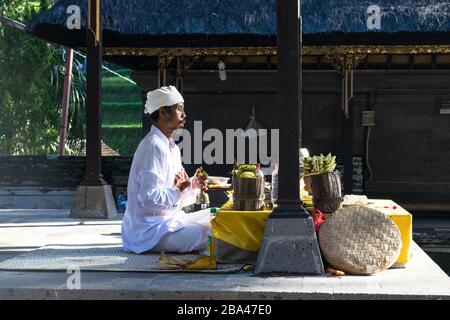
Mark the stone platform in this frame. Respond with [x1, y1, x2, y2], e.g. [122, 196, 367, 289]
[0, 209, 449, 300]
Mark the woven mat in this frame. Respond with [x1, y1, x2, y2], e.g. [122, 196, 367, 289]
[318, 206, 402, 275]
[0, 244, 243, 274]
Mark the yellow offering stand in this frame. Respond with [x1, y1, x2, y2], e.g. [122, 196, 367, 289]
[211, 199, 413, 267]
[365, 199, 413, 268]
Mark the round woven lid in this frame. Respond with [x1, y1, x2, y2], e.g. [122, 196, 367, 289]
[318, 206, 402, 275]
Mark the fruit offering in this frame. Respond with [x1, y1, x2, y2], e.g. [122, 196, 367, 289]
[197, 166, 208, 180]
[232, 164, 257, 179]
[302, 153, 336, 174]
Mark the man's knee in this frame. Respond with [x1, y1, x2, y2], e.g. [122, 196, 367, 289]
[156, 223, 208, 252]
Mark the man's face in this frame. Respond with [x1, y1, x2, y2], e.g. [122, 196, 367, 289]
[167, 102, 186, 129]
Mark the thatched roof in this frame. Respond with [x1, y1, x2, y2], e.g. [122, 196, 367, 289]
[25, 0, 450, 48]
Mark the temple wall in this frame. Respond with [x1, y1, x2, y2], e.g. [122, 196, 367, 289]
[1, 70, 449, 210]
[136, 69, 450, 207]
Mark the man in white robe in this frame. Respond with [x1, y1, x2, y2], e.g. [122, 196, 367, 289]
[121, 86, 211, 254]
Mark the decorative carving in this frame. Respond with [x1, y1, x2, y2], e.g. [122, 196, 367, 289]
[158, 56, 173, 67]
[305, 45, 450, 56]
[103, 45, 450, 57]
[325, 53, 367, 119]
[103, 47, 276, 56]
[327, 53, 367, 71]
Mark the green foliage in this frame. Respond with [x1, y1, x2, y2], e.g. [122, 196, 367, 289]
[0, 1, 61, 155]
[102, 127, 141, 155]
[0, 1, 89, 155]
[102, 102, 142, 126]
[0, 1, 142, 155]
[101, 68, 142, 155]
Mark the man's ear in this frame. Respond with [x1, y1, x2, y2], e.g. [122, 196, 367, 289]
[163, 108, 172, 119]
[159, 108, 170, 120]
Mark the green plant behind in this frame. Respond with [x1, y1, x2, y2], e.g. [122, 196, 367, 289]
[0, 1, 60, 154]
[0, 1, 143, 155]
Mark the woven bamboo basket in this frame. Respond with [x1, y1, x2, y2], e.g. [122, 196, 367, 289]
[318, 206, 402, 275]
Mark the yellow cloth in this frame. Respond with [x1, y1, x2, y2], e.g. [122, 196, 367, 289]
[211, 209, 271, 252]
[185, 256, 217, 270]
[158, 252, 217, 270]
[301, 194, 314, 209]
[365, 199, 413, 267]
[211, 199, 413, 267]
[211, 193, 313, 252]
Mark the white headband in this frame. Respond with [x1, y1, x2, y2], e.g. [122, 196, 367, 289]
[144, 85, 184, 115]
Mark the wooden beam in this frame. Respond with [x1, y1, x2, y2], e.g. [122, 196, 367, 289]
[82, 0, 106, 186]
[0, 15, 25, 31]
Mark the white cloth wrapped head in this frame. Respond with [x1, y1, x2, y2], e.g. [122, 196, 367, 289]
[144, 85, 184, 115]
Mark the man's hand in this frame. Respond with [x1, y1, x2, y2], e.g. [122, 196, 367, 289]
[192, 168, 208, 191]
[174, 169, 190, 192]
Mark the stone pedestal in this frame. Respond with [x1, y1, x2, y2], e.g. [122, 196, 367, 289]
[69, 185, 117, 219]
[255, 214, 324, 275]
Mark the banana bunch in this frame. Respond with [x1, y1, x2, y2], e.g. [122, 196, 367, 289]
[302, 153, 336, 174]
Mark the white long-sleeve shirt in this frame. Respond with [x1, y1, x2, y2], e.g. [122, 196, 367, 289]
[121, 125, 200, 254]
